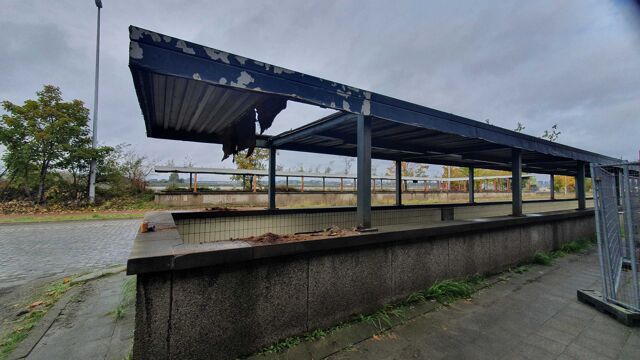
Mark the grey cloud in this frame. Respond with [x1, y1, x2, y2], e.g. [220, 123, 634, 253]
[1, 0, 639, 175]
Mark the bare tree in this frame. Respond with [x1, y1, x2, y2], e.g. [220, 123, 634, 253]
[343, 157, 354, 175]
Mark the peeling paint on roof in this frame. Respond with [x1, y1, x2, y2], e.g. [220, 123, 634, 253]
[204, 47, 230, 64]
[361, 99, 371, 115]
[235, 55, 247, 65]
[192, 73, 201, 80]
[129, 42, 143, 59]
[342, 100, 351, 111]
[176, 40, 195, 55]
[231, 71, 255, 88]
[130, 27, 161, 42]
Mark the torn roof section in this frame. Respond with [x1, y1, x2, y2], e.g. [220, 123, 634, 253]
[128, 25, 620, 174]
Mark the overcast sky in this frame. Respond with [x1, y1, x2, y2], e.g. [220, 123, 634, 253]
[2, 0, 639, 179]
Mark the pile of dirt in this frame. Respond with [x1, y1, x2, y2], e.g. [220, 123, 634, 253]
[204, 206, 236, 212]
[243, 226, 360, 245]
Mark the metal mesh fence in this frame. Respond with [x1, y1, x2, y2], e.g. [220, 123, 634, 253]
[592, 162, 640, 311]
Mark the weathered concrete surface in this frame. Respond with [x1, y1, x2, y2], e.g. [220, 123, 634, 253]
[133, 271, 171, 360]
[169, 258, 308, 360]
[15, 272, 134, 360]
[323, 253, 640, 360]
[132, 212, 596, 360]
[308, 246, 394, 330]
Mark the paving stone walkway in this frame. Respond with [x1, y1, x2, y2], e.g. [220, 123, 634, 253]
[321, 252, 640, 359]
[0, 220, 140, 289]
[14, 272, 135, 360]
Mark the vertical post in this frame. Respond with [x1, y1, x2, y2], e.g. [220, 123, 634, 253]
[622, 164, 640, 307]
[268, 146, 276, 210]
[340, 178, 343, 192]
[550, 174, 555, 200]
[189, 173, 193, 190]
[615, 170, 621, 206]
[512, 149, 522, 216]
[88, 3, 102, 203]
[395, 160, 402, 206]
[322, 177, 326, 192]
[252, 176, 257, 192]
[468, 166, 475, 204]
[193, 173, 198, 193]
[372, 178, 376, 193]
[356, 115, 372, 229]
[285, 176, 289, 191]
[576, 161, 586, 210]
[242, 175, 246, 191]
[301, 176, 305, 192]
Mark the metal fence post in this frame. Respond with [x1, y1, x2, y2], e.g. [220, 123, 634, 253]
[395, 160, 402, 206]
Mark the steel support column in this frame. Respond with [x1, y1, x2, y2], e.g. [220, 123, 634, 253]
[356, 115, 372, 228]
[468, 166, 475, 204]
[576, 161, 586, 210]
[512, 149, 522, 216]
[550, 174, 555, 200]
[268, 146, 276, 210]
[395, 160, 402, 206]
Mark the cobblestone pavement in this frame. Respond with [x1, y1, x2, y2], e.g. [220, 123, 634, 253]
[325, 253, 640, 360]
[0, 220, 139, 289]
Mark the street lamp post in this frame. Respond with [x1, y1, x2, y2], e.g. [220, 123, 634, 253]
[88, 0, 102, 203]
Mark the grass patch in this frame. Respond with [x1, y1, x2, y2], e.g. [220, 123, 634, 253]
[532, 236, 596, 266]
[425, 280, 474, 304]
[512, 265, 530, 274]
[533, 251, 553, 266]
[0, 279, 73, 360]
[0, 212, 145, 224]
[111, 276, 136, 320]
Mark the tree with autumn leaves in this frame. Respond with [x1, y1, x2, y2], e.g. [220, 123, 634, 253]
[0, 85, 151, 204]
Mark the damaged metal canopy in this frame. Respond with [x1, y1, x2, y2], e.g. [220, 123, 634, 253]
[129, 26, 287, 159]
[129, 25, 619, 171]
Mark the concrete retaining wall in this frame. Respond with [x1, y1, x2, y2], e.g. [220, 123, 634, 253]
[132, 211, 596, 360]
